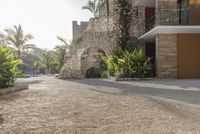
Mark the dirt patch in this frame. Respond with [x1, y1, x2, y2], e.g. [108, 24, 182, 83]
[0, 115, 3, 124]
[1, 76, 200, 133]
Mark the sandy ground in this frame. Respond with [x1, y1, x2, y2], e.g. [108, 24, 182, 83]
[1, 76, 200, 134]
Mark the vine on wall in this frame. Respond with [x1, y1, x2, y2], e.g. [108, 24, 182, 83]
[117, 0, 132, 50]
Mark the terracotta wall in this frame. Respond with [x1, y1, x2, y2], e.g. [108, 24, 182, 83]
[188, 0, 200, 25]
[177, 34, 200, 79]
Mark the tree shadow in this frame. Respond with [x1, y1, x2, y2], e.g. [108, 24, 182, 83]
[17, 80, 44, 85]
[72, 79, 200, 105]
[0, 115, 4, 124]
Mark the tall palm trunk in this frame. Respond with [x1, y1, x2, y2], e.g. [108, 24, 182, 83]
[17, 47, 21, 59]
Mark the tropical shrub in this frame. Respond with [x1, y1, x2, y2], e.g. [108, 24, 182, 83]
[0, 46, 22, 88]
[101, 48, 153, 78]
[100, 70, 108, 78]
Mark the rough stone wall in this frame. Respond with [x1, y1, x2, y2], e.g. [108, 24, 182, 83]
[60, 0, 145, 79]
[72, 21, 88, 39]
[156, 0, 179, 25]
[156, 34, 178, 78]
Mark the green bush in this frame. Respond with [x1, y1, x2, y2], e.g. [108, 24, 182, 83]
[0, 45, 22, 88]
[101, 48, 153, 78]
[100, 70, 108, 78]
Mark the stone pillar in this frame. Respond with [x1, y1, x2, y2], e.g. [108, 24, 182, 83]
[156, 34, 178, 78]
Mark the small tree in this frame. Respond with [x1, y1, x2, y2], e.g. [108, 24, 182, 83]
[0, 46, 22, 88]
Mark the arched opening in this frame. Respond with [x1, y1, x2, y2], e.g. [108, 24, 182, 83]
[80, 48, 107, 78]
[85, 67, 100, 78]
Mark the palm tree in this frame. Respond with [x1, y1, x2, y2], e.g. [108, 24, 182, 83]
[57, 36, 68, 45]
[82, 0, 103, 17]
[54, 45, 68, 72]
[0, 32, 6, 45]
[54, 36, 70, 72]
[36, 50, 55, 74]
[4, 24, 35, 59]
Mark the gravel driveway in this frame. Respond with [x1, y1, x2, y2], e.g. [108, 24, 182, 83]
[1, 76, 200, 134]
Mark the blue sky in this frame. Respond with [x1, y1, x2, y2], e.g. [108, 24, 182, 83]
[0, 0, 92, 49]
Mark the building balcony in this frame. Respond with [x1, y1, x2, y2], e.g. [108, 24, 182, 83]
[138, 8, 200, 40]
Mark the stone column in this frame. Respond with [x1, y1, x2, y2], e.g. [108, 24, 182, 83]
[156, 34, 178, 78]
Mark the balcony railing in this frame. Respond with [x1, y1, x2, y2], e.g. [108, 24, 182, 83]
[138, 8, 200, 37]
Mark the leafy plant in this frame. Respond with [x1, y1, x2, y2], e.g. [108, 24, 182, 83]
[54, 45, 67, 72]
[100, 70, 108, 78]
[82, 0, 103, 17]
[0, 46, 22, 88]
[101, 48, 153, 78]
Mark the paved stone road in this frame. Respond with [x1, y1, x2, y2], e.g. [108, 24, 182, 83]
[1, 76, 200, 134]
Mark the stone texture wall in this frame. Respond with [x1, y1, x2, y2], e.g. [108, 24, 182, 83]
[156, 0, 180, 25]
[60, 0, 146, 79]
[72, 21, 88, 39]
[156, 34, 178, 78]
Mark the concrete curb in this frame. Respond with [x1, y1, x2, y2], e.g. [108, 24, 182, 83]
[0, 84, 29, 96]
[109, 77, 157, 81]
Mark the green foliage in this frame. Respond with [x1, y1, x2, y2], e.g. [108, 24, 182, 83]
[0, 46, 22, 88]
[3, 24, 35, 58]
[101, 49, 153, 78]
[82, 0, 103, 17]
[54, 45, 68, 72]
[36, 50, 56, 74]
[100, 70, 108, 78]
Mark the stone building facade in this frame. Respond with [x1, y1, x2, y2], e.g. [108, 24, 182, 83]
[139, 0, 200, 79]
[60, 0, 145, 79]
[72, 21, 88, 39]
[60, 0, 200, 79]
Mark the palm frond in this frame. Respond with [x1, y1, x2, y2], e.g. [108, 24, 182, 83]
[3, 24, 35, 58]
[57, 36, 68, 45]
[82, 0, 102, 17]
[22, 44, 36, 49]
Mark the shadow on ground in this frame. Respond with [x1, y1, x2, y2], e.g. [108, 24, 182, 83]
[17, 80, 44, 85]
[0, 115, 4, 124]
[73, 79, 200, 105]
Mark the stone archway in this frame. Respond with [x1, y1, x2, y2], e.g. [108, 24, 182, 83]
[80, 48, 107, 78]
